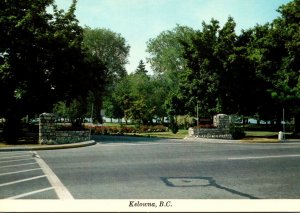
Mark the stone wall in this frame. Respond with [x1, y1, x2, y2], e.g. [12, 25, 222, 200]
[56, 131, 89, 144]
[188, 127, 232, 139]
[39, 113, 56, 145]
[39, 113, 89, 145]
[188, 114, 232, 139]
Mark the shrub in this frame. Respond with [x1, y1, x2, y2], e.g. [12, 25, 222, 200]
[56, 125, 85, 131]
[230, 124, 245, 139]
[195, 124, 216, 129]
[92, 125, 167, 135]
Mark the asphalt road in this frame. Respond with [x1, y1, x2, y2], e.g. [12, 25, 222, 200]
[1, 135, 300, 199]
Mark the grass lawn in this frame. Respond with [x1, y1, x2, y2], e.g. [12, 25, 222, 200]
[102, 123, 135, 128]
[126, 129, 188, 139]
[245, 131, 278, 138]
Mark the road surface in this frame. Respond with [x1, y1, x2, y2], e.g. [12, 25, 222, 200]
[1, 135, 300, 199]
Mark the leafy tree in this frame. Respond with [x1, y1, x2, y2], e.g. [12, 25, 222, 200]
[0, 0, 106, 142]
[106, 61, 170, 125]
[83, 27, 130, 82]
[0, 0, 57, 142]
[147, 25, 194, 74]
[106, 75, 132, 122]
[84, 27, 131, 122]
[178, 19, 222, 117]
[265, 0, 300, 132]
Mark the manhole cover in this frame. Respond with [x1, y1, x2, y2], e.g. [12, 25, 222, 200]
[165, 178, 210, 187]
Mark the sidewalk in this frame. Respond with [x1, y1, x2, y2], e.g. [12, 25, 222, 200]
[0, 140, 96, 152]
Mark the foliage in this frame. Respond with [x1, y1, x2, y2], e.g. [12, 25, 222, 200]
[146, 25, 195, 74]
[169, 116, 179, 134]
[146, 0, 300, 133]
[83, 27, 130, 82]
[229, 124, 246, 139]
[104, 62, 169, 124]
[92, 125, 168, 135]
[56, 125, 86, 131]
[176, 115, 195, 129]
[0, 0, 107, 141]
[135, 60, 148, 75]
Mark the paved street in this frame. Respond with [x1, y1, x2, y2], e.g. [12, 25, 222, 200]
[1, 135, 300, 199]
[0, 151, 58, 199]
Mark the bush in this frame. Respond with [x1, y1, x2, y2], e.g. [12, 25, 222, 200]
[230, 125, 245, 139]
[56, 125, 85, 131]
[195, 124, 216, 129]
[92, 125, 168, 135]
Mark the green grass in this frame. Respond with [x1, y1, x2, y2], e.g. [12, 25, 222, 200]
[126, 129, 188, 139]
[245, 131, 278, 137]
[103, 123, 135, 127]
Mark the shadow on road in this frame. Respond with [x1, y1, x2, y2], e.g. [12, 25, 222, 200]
[92, 135, 169, 144]
[161, 176, 259, 199]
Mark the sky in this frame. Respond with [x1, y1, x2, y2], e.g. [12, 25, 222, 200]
[55, 0, 291, 73]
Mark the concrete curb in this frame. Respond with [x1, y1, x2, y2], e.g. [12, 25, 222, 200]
[0, 140, 96, 152]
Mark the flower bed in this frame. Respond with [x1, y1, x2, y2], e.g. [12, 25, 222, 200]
[93, 125, 168, 135]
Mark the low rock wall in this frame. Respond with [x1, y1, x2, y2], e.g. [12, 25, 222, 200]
[188, 127, 232, 139]
[55, 131, 89, 144]
[39, 113, 90, 145]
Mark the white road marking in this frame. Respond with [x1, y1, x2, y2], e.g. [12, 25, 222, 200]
[0, 151, 28, 156]
[0, 162, 37, 169]
[0, 158, 34, 164]
[0, 168, 42, 176]
[5, 187, 55, 199]
[0, 175, 46, 187]
[99, 142, 184, 146]
[32, 151, 74, 199]
[0, 154, 31, 160]
[228, 154, 300, 160]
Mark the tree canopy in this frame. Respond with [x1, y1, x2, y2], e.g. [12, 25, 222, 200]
[146, 0, 299, 131]
[0, 0, 106, 141]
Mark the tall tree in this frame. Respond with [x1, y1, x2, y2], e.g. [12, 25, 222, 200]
[83, 27, 130, 82]
[268, 0, 300, 132]
[147, 25, 194, 74]
[0, 0, 106, 141]
[84, 27, 130, 122]
[179, 19, 221, 117]
[135, 60, 148, 75]
[1, 0, 57, 142]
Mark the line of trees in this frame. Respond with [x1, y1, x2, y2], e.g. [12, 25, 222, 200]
[0, 0, 130, 142]
[145, 0, 300, 132]
[1, 0, 299, 143]
[103, 0, 299, 133]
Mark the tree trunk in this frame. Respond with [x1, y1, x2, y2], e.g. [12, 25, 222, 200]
[294, 114, 300, 134]
[3, 113, 22, 144]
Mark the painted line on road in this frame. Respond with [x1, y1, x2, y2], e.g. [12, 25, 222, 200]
[99, 142, 185, 146]
[0, 162, 37, 169]
[0, 154, 32, 160]
[0, 158, 34, 164]
[0, 175, 46, 187]
[5, 187, 55, 199]
[0, 151, 29, 156]
[228, 154, 300, 160]
[32, 151, 74, 200]
[0, 168, 42, 176]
